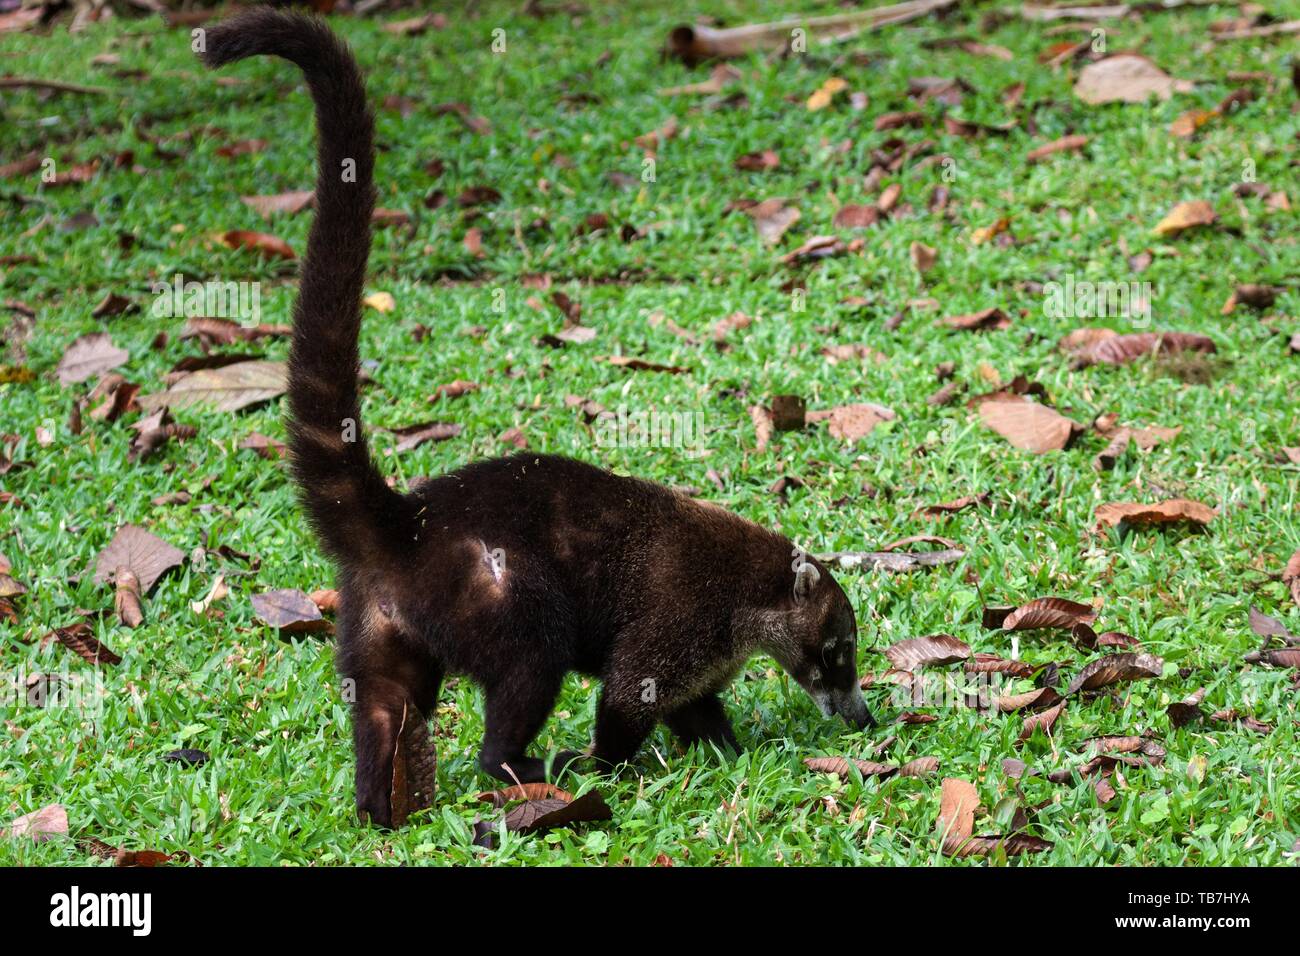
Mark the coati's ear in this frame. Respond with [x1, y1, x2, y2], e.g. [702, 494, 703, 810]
[793, 560, 821, 604]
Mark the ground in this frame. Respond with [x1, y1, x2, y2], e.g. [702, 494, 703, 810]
[0, 0, 1297, 866]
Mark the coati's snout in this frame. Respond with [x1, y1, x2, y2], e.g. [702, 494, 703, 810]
[773, 556, 876, 730]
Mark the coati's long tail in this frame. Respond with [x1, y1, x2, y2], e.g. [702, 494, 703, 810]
[198, 10, 405, 561]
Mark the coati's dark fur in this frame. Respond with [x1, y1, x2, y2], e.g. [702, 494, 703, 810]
[200, 9, 873, 827]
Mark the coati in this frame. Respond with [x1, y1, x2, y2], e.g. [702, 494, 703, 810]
[199, 9, 873, 827]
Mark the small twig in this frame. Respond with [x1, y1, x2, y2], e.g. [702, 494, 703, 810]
[0, 77, 111, 96]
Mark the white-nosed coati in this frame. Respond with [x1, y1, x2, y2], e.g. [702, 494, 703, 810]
[199, 8, 873, 827]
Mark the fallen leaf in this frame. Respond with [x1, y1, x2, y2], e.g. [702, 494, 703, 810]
[250, 588, 331, 635]
[884, 634, 971, 671]
[219, 230, 295, 260]
[57, 333, 129, 386]
[1153, 200, 1216, 237]
[5, 804, 68, 842]
[910, 241, 937, 273]
[807, 77, 848, 111]
[1066, 331, 1216, 368]
[388, 700, 436, 828]
[979, 400, 1082, 453]
[1167, 687, 1206, 727]
[1026, 134, 1089, 163]
[1001, 597, 1096, 631]
[501, 789, 612, 834]
[385, 421, 463, 452]
[46, 622, 122, 667]
[240, 190, 314, 218]
[364, 292, 396, 313]
[1074, 54, 1193, 105]
[1019, 699, 1066, 740]
[833, 204, 880, 229]
[913, 493, 989, 518]
[734, 150, 780, 171]
[93, 525, 184, 593]
[1066, 653, 1163, 695]
[742, 198, 800, 244]
[944, 307, 1010, 331]
[113, 568, 144, 628]
[138, 360, 287, 414]
[1094, 499, 1216, 530]
[937, 777, 978, 855]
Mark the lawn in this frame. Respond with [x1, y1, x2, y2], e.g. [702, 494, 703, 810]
[0, 0, 1297, 866]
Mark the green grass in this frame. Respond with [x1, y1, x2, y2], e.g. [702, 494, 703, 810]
[1, 0, 1298, 866]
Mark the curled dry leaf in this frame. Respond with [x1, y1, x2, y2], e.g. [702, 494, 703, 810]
[310, 589, 340, 615]
[1066, 653, 1163, 695]
[1074, 54, 1192, 104]
[965, 653, 1036, 679]
[93, 524, 184, 593]
[1243, 648, 1300, 668]
[994, 686, 1062, 714]
[1167, 687, 1206, 728]
[113, 568, 144, 628]
[979, 400, 1082, 454]
[1019, 699, 1066, 741]
[1094, 499, 1216, 531]
[884, 634, 970, 671]
[1001, 597, 1096, 631]
[820, 403, 896, 443]
[1026, 134, 1088, 163]
[748, 405, 774, 452]
[949, 833, 1053, 858]
[389, 700, 436, 829]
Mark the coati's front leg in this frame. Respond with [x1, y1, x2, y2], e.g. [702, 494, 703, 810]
[478, 668, 572, 784]
[664, 693, 741, 753]
[589, 688, 657, 771]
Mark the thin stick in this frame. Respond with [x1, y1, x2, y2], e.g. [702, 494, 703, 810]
[0, 77, 111, 95]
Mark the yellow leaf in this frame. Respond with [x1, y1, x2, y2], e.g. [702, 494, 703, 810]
[364, 292, 396, 313]
[807, 77, 848, 111]
[1153, 200, 1216, 237]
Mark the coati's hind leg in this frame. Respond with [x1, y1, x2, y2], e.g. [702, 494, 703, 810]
[478, 666, 569, 784]
[339, 605, 442, 829]
[664, 693, 741, 754]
